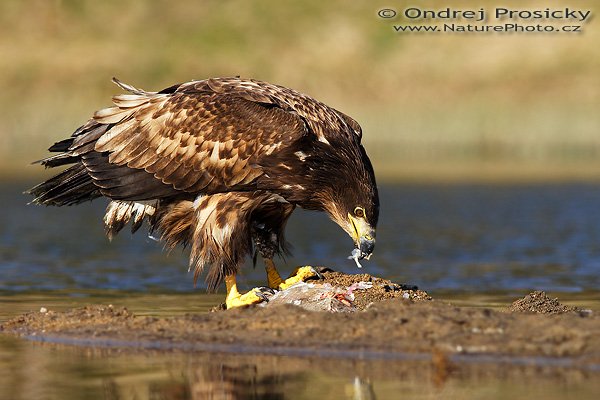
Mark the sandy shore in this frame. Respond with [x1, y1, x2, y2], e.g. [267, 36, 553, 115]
[1, 271, 599, 367]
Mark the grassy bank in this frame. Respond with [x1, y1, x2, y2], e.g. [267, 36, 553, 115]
[1, 0, 598, 182]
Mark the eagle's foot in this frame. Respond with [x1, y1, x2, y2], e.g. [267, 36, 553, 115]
[225, 273, 274, 309]
[226, 286, 274, 309]
[279, 266, 323, 290]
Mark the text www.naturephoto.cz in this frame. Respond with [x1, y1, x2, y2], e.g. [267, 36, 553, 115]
[393, 23, 583, 33]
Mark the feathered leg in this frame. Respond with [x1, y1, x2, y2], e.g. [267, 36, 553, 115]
[264, 258, 283, 289]
[252, 214, 322, 290]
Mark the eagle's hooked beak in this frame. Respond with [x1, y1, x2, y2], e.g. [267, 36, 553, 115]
[348, 213, 376, 260]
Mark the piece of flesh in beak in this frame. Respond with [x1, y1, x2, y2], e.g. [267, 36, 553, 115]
[348, 213, 376, 262]
[348, 248, 363, 268]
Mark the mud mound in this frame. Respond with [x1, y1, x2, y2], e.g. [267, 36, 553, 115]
[508, 291, 582, 314]
[317, 270, 431, 310]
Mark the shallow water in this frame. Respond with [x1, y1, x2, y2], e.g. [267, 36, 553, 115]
[1, 330, 599, 400]
[3, 182, 600, 294]
[2, 182, 600, 399]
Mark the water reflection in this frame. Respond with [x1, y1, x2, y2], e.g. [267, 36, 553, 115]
[1, 335, 599, 400]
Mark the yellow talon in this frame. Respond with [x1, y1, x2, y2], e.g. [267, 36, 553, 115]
[226, 290, 264, 308]
[225, 275, 265, 309]
[279, 266, 320, 290]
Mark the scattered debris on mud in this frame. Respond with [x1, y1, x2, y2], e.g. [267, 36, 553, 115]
[1, 272, 598, 361]
[316, 270, 431, 310]
[252, 269, 431, 312]
[211, 268, 431, 312]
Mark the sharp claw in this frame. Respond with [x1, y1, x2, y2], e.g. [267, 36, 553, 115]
[310, 266, 324, 280]
[254, 286, 276, 302]
[301, 266, 323, 282]
[263, 287, 277, 295]
[255, 292, 270, 302]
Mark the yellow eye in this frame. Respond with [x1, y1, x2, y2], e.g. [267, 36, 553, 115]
[354, 207, 365, 218]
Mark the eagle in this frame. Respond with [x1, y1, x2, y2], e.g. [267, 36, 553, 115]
[28, 77, 379, 308]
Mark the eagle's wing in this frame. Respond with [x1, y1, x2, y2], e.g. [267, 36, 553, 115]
[69, 79, 309, 200]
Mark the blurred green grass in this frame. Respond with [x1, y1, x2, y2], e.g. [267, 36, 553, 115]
[1, 0, 599, 181]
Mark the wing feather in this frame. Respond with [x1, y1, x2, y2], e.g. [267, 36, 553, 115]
[126, 146, 156, 170]
[95, 118, 139, 152]
[69, 124, 109, 156]
[74, 78, 330, 200]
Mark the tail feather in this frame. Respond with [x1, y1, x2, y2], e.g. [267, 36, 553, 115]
[27, 163, 100, 206]
[28, 120, 109, 205]
[33, 153, 80, 168]
[32, 138, 77, 168]
[48, 137, 75, 152]
[28, 78, 163, 209]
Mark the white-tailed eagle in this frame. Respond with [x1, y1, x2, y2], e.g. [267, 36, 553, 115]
[28, 77, 379, 308]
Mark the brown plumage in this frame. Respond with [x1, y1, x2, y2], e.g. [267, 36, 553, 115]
[28, 77, 379, 291]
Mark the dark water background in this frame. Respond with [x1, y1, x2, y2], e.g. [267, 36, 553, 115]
[2, 181, 600, 400]
[2, 182, 600, 295]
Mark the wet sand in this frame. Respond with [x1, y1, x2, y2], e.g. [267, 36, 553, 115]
[1, 271, 598, 367]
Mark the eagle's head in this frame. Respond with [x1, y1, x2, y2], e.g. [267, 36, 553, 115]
[314, 152, 379, 264]
[327, 183, 379, 263]
[296, 123, 379, 266]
